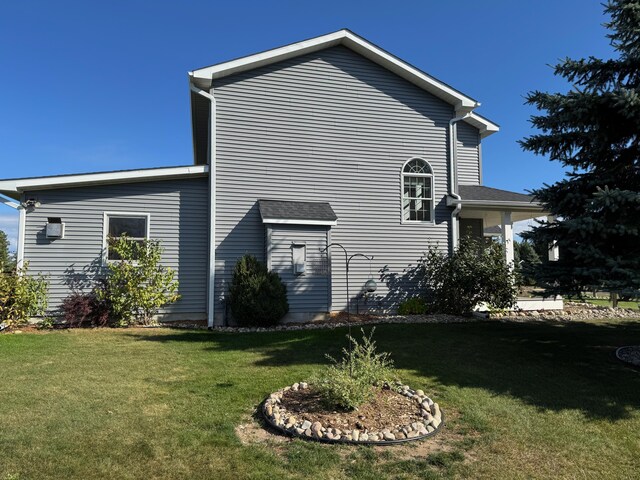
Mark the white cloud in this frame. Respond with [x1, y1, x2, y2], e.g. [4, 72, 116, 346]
[0, 211, 19, 252]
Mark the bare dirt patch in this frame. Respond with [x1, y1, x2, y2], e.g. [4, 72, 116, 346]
[235, 411, 291, 447]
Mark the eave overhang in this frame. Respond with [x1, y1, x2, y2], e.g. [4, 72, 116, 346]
[446, 195, 544, 213]
[0, 165, 209, 200]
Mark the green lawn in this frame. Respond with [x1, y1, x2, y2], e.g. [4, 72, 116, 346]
[1, 319, 639, 480]
[586, 298, 640, 310]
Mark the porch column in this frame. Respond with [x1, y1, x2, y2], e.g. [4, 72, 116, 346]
[547, 215, 559, 261]
[501, 211, 514, 270]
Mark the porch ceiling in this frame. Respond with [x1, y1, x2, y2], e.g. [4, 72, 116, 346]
[459, 208, 543, 228]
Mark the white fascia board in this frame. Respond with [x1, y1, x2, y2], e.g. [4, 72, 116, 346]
[189, 29, 497, 129]
[262, 218, 338, 226]
[0, 165, 209, 194]
[446, 197, 544, 212]
[464, 112, 500, 138]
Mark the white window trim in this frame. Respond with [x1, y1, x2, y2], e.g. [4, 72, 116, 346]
[400, 157, 435, 225]
[102, 211, 151, 265]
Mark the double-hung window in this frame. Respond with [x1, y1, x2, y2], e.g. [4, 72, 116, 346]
[402, 158, 434, 222]
[103, 212, 150, 262]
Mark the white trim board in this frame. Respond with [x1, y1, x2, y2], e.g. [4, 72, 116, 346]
[189, 30, 498, 137]
[261, 218, 338, 226]
[0, 165, 209, 199]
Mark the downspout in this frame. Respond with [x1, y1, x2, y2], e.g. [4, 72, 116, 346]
[0, 196, 25, 270]
[189, 79, 217, 329]
[448, 113, 471, 253]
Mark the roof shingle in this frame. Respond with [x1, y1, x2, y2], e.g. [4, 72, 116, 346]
[458, 185, 535, 203]
[258, 199, 338, 222]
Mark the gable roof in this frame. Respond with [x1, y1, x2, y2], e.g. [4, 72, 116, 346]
[189, 29, 499, 137]
[258, 199, 338, 226]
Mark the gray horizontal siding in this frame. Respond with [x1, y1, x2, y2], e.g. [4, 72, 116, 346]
[23, 178, 208, 316]
[457, 121, 481, 185]
[212, 46, 455, 320]
[269, 225, 330, 313]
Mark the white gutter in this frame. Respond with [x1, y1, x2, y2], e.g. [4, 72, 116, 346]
[189, 79, 217, 329]
[448, 113, 471, 252]
[0, 196, 25, 270]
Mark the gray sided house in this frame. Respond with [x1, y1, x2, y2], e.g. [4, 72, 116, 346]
[0, 30, 557, 326]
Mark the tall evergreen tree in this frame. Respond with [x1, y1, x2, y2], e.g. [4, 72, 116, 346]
[520, 0, 640, 303]
[0, 230, 12, 273]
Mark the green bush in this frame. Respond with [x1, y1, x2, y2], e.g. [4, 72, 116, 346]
[97, 235, 179, 326]
[417, 236, 517, 315]
[228, 254, 288, 327]
[397, 297, 427, 315]
[0, 263, 48, 327]
[313, 328, 398, 410]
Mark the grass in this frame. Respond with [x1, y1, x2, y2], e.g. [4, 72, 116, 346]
[585, 298, 639, 310]
[1, 318, 639, 479]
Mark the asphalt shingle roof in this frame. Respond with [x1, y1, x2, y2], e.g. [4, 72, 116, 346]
[458, 185, 535, 203]
[258, 199, 338, 222]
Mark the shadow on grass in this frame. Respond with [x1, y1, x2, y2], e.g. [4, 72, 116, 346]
[126, 319, 640, 421]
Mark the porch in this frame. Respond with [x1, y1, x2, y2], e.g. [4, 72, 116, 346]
[449, 185, 562, 311]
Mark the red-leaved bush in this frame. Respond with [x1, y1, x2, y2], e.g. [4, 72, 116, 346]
[61, 292, 110, 327]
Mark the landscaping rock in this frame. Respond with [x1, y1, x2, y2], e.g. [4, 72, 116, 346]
[285, 416, 297, 428]
[311, 422, 323, 435]
[262, 381, 443, 445]
[383, 432, 396, 441]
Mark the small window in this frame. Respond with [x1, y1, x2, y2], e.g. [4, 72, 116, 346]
[402, 158, 434, 222]
[104, 213, 149, 261]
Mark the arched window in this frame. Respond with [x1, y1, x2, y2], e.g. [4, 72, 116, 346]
[402, 158, 434, 222]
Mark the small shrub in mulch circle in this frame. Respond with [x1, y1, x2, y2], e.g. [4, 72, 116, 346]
[262, 329, 444, 444]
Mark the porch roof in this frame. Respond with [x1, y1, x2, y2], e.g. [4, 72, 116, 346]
[458, 185, 534, 204]
[451, 185, 545, 229]
[258, 199, 338, 226]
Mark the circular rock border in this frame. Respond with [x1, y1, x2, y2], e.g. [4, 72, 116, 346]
[261, 382, 444, 445]
[615, 345, 640, 368]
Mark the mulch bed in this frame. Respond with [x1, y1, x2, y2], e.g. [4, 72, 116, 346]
[280, 386, 423, 433]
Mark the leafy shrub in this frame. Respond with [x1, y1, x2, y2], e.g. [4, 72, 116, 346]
[61, 291, 110, 327]
[397, 297, 427, 315]
[0, 263, 48, 327]
[228, 254, 288, 326]
[313, 328, 398, 410]
[97, 235, 179, 326]
[416, 236, 517, 315]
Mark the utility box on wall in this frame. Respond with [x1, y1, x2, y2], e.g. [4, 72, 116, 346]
[292, 243, 306, 275]
[46, 218, 65, 239]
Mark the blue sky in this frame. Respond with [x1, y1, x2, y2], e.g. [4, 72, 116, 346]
[0, 0, 615, 249]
